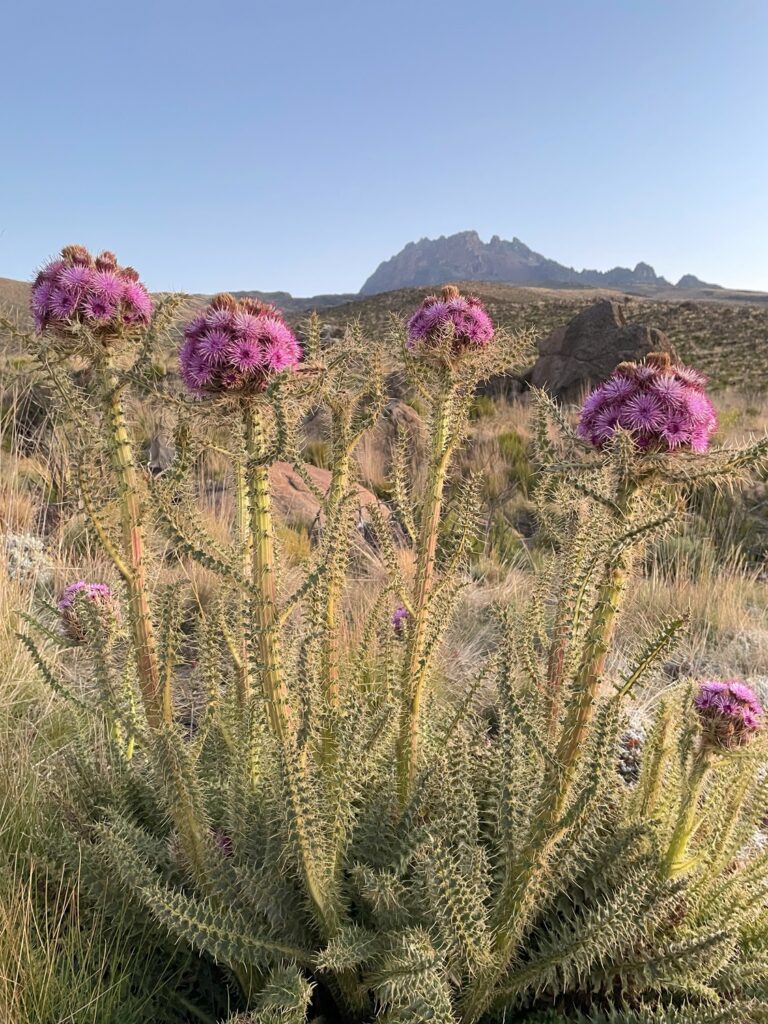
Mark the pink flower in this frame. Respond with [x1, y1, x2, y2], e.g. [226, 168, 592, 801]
[621, 393, 665, 432]
[179, 294, 301, 397]
[31, 245, 153, 338]
[392, 605, 409, 636]
[260, 317, 302, 371]
[577, 352, 718, 454]
[603, 375, 637, 402]
[94, 270, 124, 302]
[59, 265, 95, 292]
[406, 285, 494, 354]
[51, 288, 80, 320]
[650, 374, 687, 407]
[58, 580, 113, 610]
[233, 310, 261, 341]
[83, 294, 116, 322]
[198, 329, 231, 365]
[205, 306, 235, 330]
[231, 338, 264, 372]
[661, 417, 692, 449]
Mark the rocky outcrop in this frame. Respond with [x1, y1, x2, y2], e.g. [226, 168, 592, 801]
[358, 231, 706, 296]
[675, 274, 721, 290]
[527, 299, 675, 402]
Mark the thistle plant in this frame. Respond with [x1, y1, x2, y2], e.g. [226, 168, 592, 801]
[15, 254, 768, 1024]
[27, 245, 169, 726]
[458, 354, 768, 1022]
[179, 292, 304, 733]
[395, 285, 527, 801]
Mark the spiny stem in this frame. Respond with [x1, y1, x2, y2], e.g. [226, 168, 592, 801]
[550, 481, 638, 816]
[101, 358, 167, 728]
[242, 400, 343, 946]
[398, 378, 455, 803]
[243, 401, 291, 742]
[544, 607, 571, 739]
[552, 548, 632, 812]
[637, 704, 673, 819]
[234, 456, 253, 707]
[323, 448, 351, 707]
[663, 745, 713, 878]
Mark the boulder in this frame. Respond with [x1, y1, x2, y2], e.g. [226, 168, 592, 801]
[355, 399, 426, 493]
[269, 461, 390, 549]
[527, 299, 675, 402]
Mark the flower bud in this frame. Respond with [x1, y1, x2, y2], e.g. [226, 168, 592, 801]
[58, 580, 120, 644]
[392, 605, 410, 636]
[694, 679, 763, 751]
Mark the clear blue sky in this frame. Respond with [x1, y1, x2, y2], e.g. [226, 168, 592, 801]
[2, 0, 767, 295]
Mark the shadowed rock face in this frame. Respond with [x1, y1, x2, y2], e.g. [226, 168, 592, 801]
[527, 299, 675, 402]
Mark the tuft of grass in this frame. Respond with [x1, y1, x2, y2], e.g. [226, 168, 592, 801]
[469, 394, 496, 420]
[303, 439, 331, 469]
[497, 428, 534, 497]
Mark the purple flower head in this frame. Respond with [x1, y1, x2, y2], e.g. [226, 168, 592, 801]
[695, 678, 763, 751]
[198, 328, 231, 366]
[621, 393, 665, 433]
[57, 580, 112, 610]
[661, 417, 691, 449]
[233, 310, 261, 341]
[603, 375, 638, 402]
[58, 580, 119, 644]
[94, 270, 124, 302]
[59, 265, 94, 292]
[83, 293, 117, 323]
[261, 317, 303, 371]
[392, 605, 410, 636]
[121, 280, 153, 323]
[31, 245, 153, 341]
[577, 352, 718, 454]
[231, 337, 264, 373]
[51, 288, 80, 320]
[179, 294, 302, 397]
[406, 285, 494, 355]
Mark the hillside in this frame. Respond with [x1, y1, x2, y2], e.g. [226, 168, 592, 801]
[316, 281, 768, 390]
[3, 275, 768, 390]
[359, 230, 724, 296]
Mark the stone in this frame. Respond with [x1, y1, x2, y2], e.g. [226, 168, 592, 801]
[526, 299, 675, 402]
[269, 461, 391, 551]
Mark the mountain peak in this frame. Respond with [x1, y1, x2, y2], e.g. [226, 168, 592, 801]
[359, 232, 706, 295]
